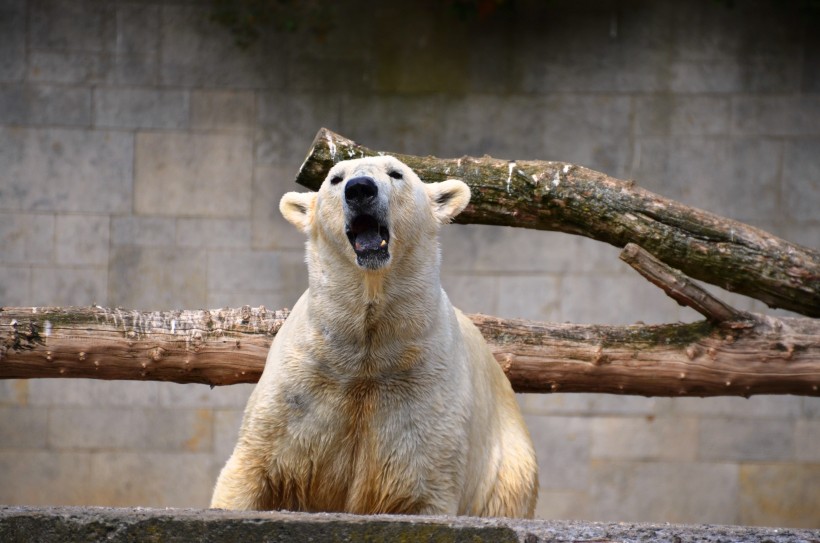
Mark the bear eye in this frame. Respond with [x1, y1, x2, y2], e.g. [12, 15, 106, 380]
[388, 170, 403, 180]
[330, 175, 343, 185]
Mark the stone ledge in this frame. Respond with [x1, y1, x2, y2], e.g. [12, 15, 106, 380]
[1, 506, 817, 543]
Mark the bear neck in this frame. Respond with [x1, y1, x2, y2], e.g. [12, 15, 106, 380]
[305, 236, 446, 356]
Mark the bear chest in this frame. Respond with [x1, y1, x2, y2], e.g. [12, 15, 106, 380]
[269, 376, 447, 513]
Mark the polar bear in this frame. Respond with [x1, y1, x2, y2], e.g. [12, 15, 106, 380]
[211, 156, 537, 517]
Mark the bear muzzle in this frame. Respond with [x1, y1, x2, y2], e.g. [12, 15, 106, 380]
[344, 176, 390, 269]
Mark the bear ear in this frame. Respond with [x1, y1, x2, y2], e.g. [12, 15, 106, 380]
[279, 191, 317, 234]
[426, 179, 471, 224]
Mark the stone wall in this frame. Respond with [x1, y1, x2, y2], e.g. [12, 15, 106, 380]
[0, 0, 818, 528]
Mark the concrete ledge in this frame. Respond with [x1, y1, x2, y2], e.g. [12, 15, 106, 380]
[1, 506, 818, 542]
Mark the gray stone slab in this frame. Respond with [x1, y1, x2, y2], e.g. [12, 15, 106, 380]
[1, 271, 27, 304]
[783, 138, 820, 222]
[631, 137, 782, 223]
[0, 213, 54, 265]
[0, 84, 91, 126]
[87, 452, 215, 507]
[252, 164, 323, 251]
[496, 275, 561, 322]
[213, 408, 244, 464]
[0, 406, 48, 448]
[339, 94, 446, 158]
[157, 382, 254, 410]
[795, 419, 820, 462]
[0, 452, 92, 505]
[440, 274, 499, 316]
[28, 379, 160, 408]
[176, 218, 251, 249]
[2, 506, 816, 542]
[109, 53, 158, 86]
[27, 51, 109, 85]
[560, 272, 683, 325]
[591, 416, 698, 461]
[733, 96, 820, 136]
[0, 127, 132, 214]
[54, 215, 109, 265]
[739, 464, 820, 529]
[668, 395, 804, 418]
[94, 88, 188, 129]
[159, 5, 285, 89]
[207, 249, 304, 294]
[0, 380, 28, 406]
[29, 266, 108, 306]
[114, 3, 158, 56]
[48, 407, 213, 452]
[111, 217, 176, 247]
[700, 418, 794, 462]
[108, 245, 207, 310]
[524, 415, 590, 491]
[255, 92, 341, 169]
[134, 131, 252, 218]
[29, 0, 108, 52]
[633, 96, 730, 136]
[590, 461, 739, 525]
[803, 397, 820, 418]
[533, 489, 589, 522]
[440, 95, 633, 177]
[190, 90, 255, 132]
[0, 0, 25, 82]
[439, 224, 576, 275]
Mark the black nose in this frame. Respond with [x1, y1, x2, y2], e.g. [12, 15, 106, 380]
[345, 177, 378, 203]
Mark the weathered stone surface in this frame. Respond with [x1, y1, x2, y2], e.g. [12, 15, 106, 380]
[0, 406, 48, 448]
[48, 407, 213, 452]
[525, 416, 590, 491]
[29, 266, 107, 306]
[55, 215, 109, 265]
[0, 213, 54, 265]
[86, 452, 215, 507]
[590, 461, 739, 524]
[0, 127, 132, 213]
[28, 379, 160, 408]
[0, 84, 90, 126]
[111, 217, 176, 247]
[134, 132, 252, 218]
[591, 416, 698, 461]
[1, 506, 817, 543]
[699, 418, 795, 462]
[191, 90, 255, 131]
[0, 0, 25, 82]
[108, 245, 207, 310]
[94, 88, 188, 129]
[739, 464, 820, 529]
[176, 218, 251, 249]
[783, 138, 820, 222]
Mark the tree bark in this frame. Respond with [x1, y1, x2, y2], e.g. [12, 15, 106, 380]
[294, 128, 820, 318]
[2, 305, 818, 397]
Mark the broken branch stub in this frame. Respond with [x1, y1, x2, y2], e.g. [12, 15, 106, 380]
[295, 128, 820, 318]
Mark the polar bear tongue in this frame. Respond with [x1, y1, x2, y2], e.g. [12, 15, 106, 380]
[348, 214, 389, 253]
[354, 228, 384, 252]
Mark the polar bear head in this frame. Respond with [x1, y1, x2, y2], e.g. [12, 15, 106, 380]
[280, 156, 470, 271]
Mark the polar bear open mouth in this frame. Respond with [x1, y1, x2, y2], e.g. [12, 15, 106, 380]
[346, 213, 390, 267]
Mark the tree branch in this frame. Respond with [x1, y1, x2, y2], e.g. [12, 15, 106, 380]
[2, 306, 818, 397]
[294, 128, 820, 318]
[619, 243, 744, 324]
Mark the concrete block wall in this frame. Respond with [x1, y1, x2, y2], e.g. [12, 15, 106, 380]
[0, 0, 818, 528]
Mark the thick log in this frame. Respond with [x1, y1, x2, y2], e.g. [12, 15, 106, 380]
[294, 128, 820, 318]
[2, 306, 818, 397]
